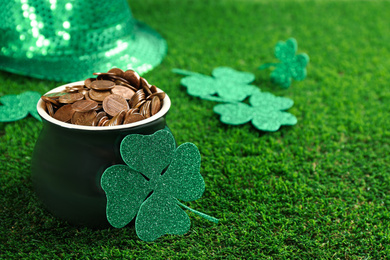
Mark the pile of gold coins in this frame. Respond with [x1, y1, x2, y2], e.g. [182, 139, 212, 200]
[41, 68, 166, 126]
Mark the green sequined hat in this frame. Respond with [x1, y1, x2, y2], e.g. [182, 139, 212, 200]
[0, 0, 167, 82]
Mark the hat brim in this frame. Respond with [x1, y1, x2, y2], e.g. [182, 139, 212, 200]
[0, 21, 167, 82]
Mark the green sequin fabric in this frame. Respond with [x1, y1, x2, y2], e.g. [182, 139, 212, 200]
[0, 0, 167, 81]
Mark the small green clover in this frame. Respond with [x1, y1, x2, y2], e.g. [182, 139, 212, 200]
[101, 129, 218, 242]
[173, 67, 257, 102]
[213, 90, 297, 131]
[259, 38, 309, 88]
[0, 91, 42, 122]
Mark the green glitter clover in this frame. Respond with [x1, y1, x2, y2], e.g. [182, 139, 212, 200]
[259, 38, 309, 88]
[173, 67, 257, 102]
[213, 90, 297, 131]
[0, 91, 41, 122]
[101, 129, 218, 242]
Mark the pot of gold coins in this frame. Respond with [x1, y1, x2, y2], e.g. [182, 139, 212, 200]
[31, 69, 171, 228]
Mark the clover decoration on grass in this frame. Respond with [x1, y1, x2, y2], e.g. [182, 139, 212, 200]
[213, 89, 297, 132]
[259, 38, 309, 88]
[0, 91, 42, 122]
[101, 129, 218, 242]
[172, 67, 257, 102]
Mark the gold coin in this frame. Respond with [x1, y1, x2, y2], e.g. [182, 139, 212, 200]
[108, 68, 124, 77]
[116, 81, 138, 92]
[97, 116, 109, 126]
[111, 85, 135, 100]
[129, 89, 145, 108]
[71, 100, 99, 112]
[150, 85, 158, 93]
[65, 85, 85, 93]
[41, 95, 60, 106]
[90, 80, 115, 91]
[44, 92, 68, 98]
[108, 110, 126, 126]
[53, 104, 75, 122]
[84, 78, 95, 89]
[140, 78, 152, 96]
[93, 72, 115, 76]
[140, 100, 151, 118]
[123, 70, 140, 88]
[150, 96, 161, 116]
[123, 113, 145, 124]
[147, 91, 166, 101]
[58, 92, 84, 104]
[102, 94, 129, 117]
[89, 89, 111, 102]
[71, 110, 97, 126]
[93, 111, 107, 126]
[46, 102, 54, 117]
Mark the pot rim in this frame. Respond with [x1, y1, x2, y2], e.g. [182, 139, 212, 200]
[37, 81, 171, 131]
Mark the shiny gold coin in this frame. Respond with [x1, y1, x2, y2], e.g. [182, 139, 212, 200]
[53, 104, 75, 122]
[41, 95, 60, 106]
[140, 78, 152, 96]
[116, 81, 138, 92]
[150, 96, 161, 116]
[92, 111, 107, 126]
[89, 89, 111, 102]
[150, 85, 158, 93]
[103, 119, 110, 126]
[93, 72, 115, 76]
[65, 85, 85, 93]
[108, 68, 124, 77]
[123, 70, 140, 88]
[84, 78, 95, 89]
[134, 99, 146, 109]
[108, 110, 126, 126]
[58, 92, 84, 104]
[71, 110, 97, 126]
[72, 100, 99, 112]
[111, 85, 135, 100]
[123, 113, 145, 124]
[46, 102, 54, 117]
[147, 91, 166, 101]
[97, 116, 109, 126]
[129, 89, 146, 108]
[44, 92, 68, 98]
[90, 80, 115, 91]
[102, 94, 129, 117]
[79, 89, 89, 96]
[140, 100, 151, 118]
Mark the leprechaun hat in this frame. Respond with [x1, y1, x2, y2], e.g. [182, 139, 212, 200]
[0, 0, 167, 82]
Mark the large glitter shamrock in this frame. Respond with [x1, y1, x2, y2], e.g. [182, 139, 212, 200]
[213, 90, 297, 131]
[101, 129, 218, 242]
[172, 67, 257, 102]
[0, 91, 42, 122]
[259, 38, 309, 88]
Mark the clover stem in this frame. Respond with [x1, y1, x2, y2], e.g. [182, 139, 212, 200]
[172, 68, 203, 77]
[200, 95, 232, 103]
[176, 200, 219, 224]
[258, 63, 279, 70]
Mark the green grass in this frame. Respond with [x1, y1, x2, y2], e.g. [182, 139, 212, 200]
[1, 0, 390, 258]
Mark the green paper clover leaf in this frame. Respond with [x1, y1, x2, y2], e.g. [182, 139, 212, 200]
[213, 90, 297, 131]
[173, 67, 257, 102]
[0, 91, 42, 122]
[101, 129, 218, 242]
[260, 38, 309, 88]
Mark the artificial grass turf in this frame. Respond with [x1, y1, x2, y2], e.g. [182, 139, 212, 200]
[1, 0, 390, 258]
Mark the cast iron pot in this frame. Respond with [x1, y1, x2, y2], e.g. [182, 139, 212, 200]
[31, 81, 171, 228]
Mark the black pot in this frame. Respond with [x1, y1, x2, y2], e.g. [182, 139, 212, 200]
[31, 82, 171, 228]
